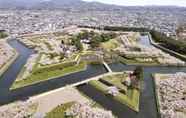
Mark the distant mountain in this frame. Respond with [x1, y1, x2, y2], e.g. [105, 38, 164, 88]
[0, 0, 40, 9]
[33, 0, 85, 9]
[0, 0, 121, 10]
[0, 0, 87, 9]
[0, 0, 184, 10]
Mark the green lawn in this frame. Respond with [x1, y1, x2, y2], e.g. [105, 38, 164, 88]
[89, 80, 108, 93]
[115, 89, 139, 111]
[11, 62, 87, 89]
[101, 39, 120, 50]
[100, 74, 128, 90]
[88, 73, 140, 112]
[119, 56, 159, 66]
[45, 102, 75, 118]
[16, 54, 41, 80]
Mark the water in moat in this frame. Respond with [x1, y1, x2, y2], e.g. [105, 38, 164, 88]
[77, 35, 186, 118]
[138, 35, 153, 48]
[0, 36, 186, 118]
[0, 39, 107, 105]
[77, 63, 186, 118]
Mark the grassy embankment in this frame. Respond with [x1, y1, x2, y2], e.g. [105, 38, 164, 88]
[14, 54, 42, 82]
[11, 51, 102, 89]
[45, 100, 107, 118]
[0, 32, 19, 77]
[119, 56, 159, 66]
[118, 33, 159, 66]
[11, 61, 87, 89]
[0, 50, 19, 77]
[150, 30, 186, 56]
[45, 102, 75, 118]
[88, 73, 140, 112]
[100, 31, 160, 66]
[0, 31, 19, 76]
[152, 74, 167, 118]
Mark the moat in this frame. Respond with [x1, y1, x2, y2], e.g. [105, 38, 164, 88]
[0, 35, 186, 118]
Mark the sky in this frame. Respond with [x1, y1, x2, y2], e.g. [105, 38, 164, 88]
[83, 0, 186, 6]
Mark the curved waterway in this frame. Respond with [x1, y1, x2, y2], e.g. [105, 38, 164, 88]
[0, 37, 186, 118]
[77, 35, 186, 118]
[0, 39, 107, 105]
[78, 63, 186, 118]
[0, 40, 34, 93]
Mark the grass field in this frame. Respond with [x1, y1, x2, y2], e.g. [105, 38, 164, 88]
[11, 62, 87, 89]
[45, 102, 75, 118]
[115, 89, 139, 111]
[88, 73, 140, 112]
[119, 56, 159, 66]
[100, 74, 128, 90]
[101, 39, 120, 50]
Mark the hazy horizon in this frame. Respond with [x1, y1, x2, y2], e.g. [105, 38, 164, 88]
[0, 0, 186, 7]
[83, 0, 186, 7]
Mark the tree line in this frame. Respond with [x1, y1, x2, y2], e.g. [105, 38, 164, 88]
[73, 30, 117, 48]
[78, 25, 186, 55]
[150, 30, 186, 55]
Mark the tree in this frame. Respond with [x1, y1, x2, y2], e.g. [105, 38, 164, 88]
[131, 66, 143, 89]
[81, 30, 89, 39]
[176, 26, 184, 35]
[100, 32, 117, 42]
[0, 31, 8, 39]
[50, 53, 58, 59]
[150, 29, 186, 55]
[59, 53, 65, 60]
[71, 36, 83, 51]
[61, 40, 64, 44]
[133, 66, 143, 80]
[90, 35, 100, 48]
[75, 40, 83, 51]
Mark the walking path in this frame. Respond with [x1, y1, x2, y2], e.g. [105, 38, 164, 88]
[29, 71, 125, 116]
[30, 71, 124, 102]
[148, 33, 186, 62]
[32, 87, 89, 117]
